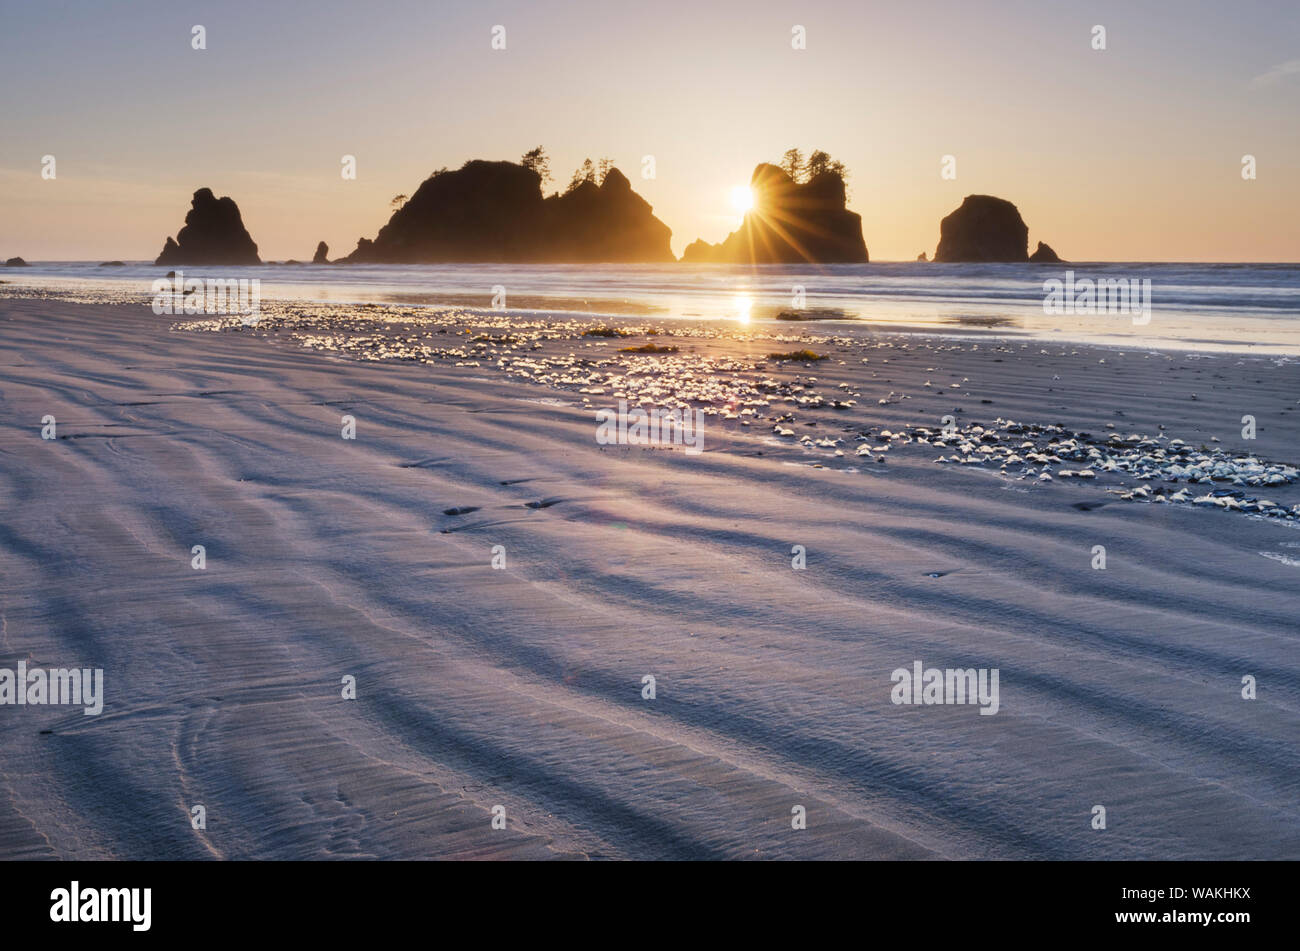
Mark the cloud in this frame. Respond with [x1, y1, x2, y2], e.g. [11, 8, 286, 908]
[1251, 59, 1300, 87]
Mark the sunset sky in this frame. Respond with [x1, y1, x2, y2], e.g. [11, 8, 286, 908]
[1, 0, 1297, 261]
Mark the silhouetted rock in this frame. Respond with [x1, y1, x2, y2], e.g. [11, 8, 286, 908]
[542, 168, 674, 262]
[154, 188, 261, 266]
[99, 261, 125, 267]
[917, 252, 927, 261]
[4, 257, 29, 267]
[312, 241, 330, 264]
[933, 195, 1028, 262]
[681, 164, 868, 263]
[1028, 240, 1063, 263]
[343, 160, 673, 263]
[681, 239, 714, 261]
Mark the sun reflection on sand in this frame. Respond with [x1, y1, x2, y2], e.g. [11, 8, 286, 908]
[733, 293, 753, 323]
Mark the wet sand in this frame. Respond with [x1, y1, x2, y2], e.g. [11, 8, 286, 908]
[1, 297, 1298, 859]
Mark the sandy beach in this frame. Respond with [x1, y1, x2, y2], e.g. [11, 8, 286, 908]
[1, 295, 1298, 860]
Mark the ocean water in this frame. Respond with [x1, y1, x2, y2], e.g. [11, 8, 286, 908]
[5, 260, 1300, 353]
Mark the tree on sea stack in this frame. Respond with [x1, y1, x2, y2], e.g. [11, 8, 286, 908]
[680, 155, 867, 264]
[337, 157, 674, 263]
[780, 148, 804, 181]
[568, 158, 597, 192]
[805, 149, 849, 198]
[520, 146, 552, 188]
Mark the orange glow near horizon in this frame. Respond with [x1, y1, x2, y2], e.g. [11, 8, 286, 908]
[1, 2, 1297, 262]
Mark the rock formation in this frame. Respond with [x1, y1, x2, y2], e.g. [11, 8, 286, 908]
[681, 164, 868, 263]
[4, 257, 29, 267]
[154, 188, 261, 266]
[917, 252, 928, 261]
[312, 241, 330, 264]
[540, 168, 674, 262]
[342, 160, 673, 263]
[933, 195, 1029, 262]
[1028, 240, 1063, 263]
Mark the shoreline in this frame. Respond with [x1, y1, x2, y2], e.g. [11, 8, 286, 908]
[4, 276, 1300, 356]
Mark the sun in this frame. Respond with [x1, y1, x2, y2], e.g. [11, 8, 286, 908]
[730, 185, 754, 213]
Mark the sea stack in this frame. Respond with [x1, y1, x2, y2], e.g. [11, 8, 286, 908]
[342, 159, 674, 263]
[154, 188, 261, 266]
[312, 241, 330, 264]
[4, 257, 29, 267]
[542, 167, 675, 262]
[1028, 240, 1063, 263]
[933, 195, 1028, 262]
[681, 164, 868, 263]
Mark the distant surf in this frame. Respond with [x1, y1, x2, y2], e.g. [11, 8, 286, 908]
[4, 261, 1300, 353]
